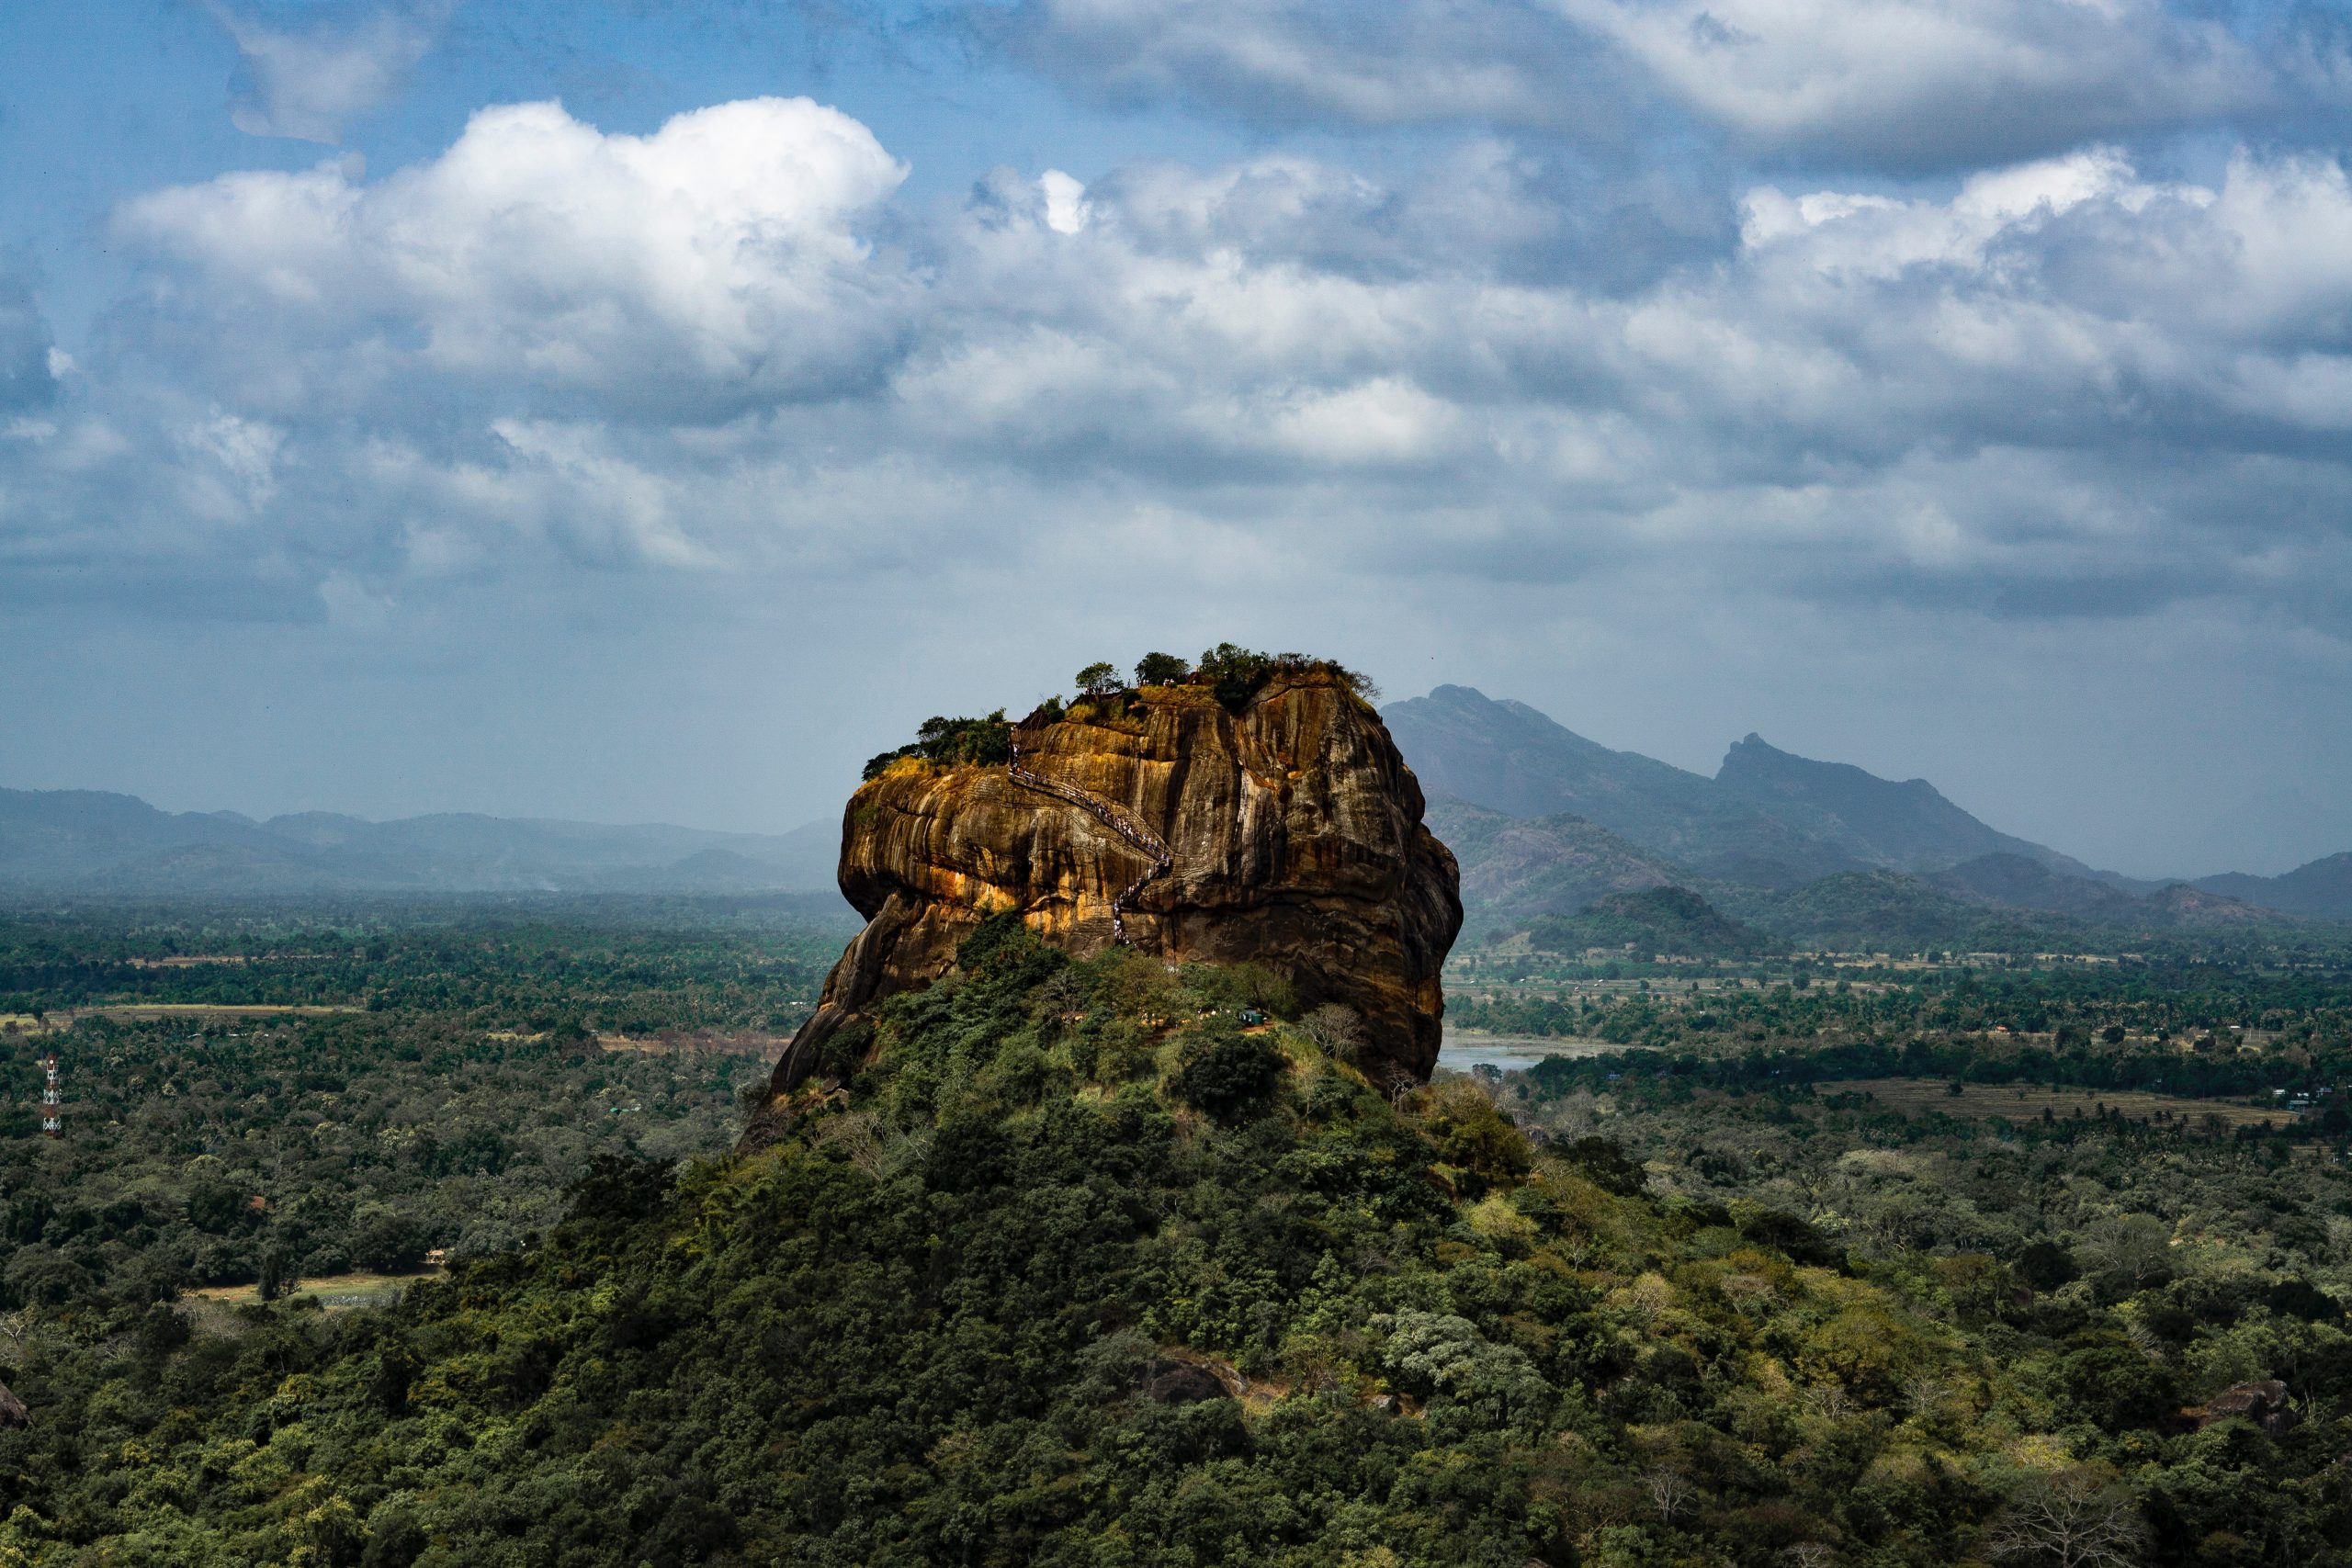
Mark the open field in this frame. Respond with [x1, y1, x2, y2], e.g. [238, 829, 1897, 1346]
[597, 1030, 790, 1059]
[1826, 1077, 2301, 1131]
[187, 1269, 440, 1317]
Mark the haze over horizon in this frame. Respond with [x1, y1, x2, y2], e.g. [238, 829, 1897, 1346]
[6, 1, 2351, 879]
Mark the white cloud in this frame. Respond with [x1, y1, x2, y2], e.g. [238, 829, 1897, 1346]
[0, 269, 58, 413]
[212, 0, 455, 144]
[6, 99, 2350, 671]
[173, 411, 286, 522]
[992, 0, 1605, 129]
[118, 96, 912, 418]
[986, 0, 2341, 168]
[1555, 0, 2272, 164]
[1039, 170, 1091, 233]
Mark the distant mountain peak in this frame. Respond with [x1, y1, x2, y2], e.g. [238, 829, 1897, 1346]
[2193, 851, 2352, 919]
[1386, 688, 2122, 894]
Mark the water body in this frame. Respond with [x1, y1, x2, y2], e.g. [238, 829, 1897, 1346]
[1435, 1030, 1642, 1075]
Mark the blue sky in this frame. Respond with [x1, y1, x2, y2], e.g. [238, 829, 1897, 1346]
[4, 0, 2352, 875]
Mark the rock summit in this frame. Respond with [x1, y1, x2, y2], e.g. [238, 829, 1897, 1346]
[768, 666, 1460, 1101]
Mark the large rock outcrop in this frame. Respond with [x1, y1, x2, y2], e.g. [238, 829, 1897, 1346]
[768, 671, 1460, 1100]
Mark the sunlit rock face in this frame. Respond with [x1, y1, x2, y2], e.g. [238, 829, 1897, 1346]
[766, 671, 1461, 1103]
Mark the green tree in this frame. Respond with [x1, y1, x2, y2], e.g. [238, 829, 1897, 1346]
[1135, 651, 1192, 686]
[1171, 1021, 1283, 1122]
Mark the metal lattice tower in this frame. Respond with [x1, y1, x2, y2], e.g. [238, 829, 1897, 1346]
[40, 1055, 60, 1137]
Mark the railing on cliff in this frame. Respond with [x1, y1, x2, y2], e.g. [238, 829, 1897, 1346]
[1007, 732, 1174, 945]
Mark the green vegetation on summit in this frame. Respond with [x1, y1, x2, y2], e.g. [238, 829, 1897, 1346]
[861, 647, 1382, 784]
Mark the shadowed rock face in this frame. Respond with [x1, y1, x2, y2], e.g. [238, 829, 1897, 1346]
[767, 672, 1460, 1100]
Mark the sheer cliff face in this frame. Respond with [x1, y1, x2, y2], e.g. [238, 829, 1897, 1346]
[771, 673, 1461, 1098]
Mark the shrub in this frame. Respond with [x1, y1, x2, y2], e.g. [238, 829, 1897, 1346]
[863, 710, 1013, 779]
[187, 1181, 252, 1235]
[348, 1210, 429, 1274]
[1424, 1082, 1533, 1195]
[1172, 1021, 1284, 1121]
[1297, 1003, 1366, 1064]
[1194, 642, 1379, 707]
[1556, 1134, 1646, 1197]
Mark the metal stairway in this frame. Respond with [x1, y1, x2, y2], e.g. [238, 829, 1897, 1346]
[1008, 734, 1174, 944]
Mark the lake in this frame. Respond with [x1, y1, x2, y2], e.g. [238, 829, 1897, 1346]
[1434, 1030, 1639, 1075]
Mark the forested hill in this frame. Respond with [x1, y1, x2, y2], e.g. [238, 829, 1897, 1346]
[2198, 852, 2352, 920]
[12, 919, 2352, 1563]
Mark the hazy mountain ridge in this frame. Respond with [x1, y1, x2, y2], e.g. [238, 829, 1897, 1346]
[1386, 687, 2351, 935]
[0, 788, 841, 897]
[1714, 733, 2132, 886]
[1385, 685, 2120, 885]
[1421, 796, 1680, 935]
[1384, 686, 1864, 885]
[2194, 853, 2352, 919]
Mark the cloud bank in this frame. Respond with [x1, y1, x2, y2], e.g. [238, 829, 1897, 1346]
[6, 0, 2351, 868]
[989, 0, 2349, 169]
[7, 98, 2346, 647]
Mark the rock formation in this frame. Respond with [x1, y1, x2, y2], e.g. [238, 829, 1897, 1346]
[767, 670, 1460, 1101]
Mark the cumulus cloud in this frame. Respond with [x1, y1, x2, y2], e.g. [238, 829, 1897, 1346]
[116, 96, 912, 420]
[8, 98, 2352, 660]
[212, 0, 456, 143]
[930, 144, 2352, 629]
[983, 0, 2345, 169]
[1555, 0, 2273, 166]
[0, 267, 60, 414]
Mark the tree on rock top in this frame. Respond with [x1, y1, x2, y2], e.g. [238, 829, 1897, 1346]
[1135, 651, 1192, 686]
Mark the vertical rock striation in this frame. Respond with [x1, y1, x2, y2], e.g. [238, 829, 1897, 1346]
[767, 671, 1460, 1102]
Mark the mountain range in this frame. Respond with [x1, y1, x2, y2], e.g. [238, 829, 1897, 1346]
[5, 687, 2342, 936]
[0, 788, 841, 897]
[1383, 685, 2352, 941]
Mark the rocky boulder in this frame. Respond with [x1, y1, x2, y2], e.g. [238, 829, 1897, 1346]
[768, 670, 1459, 1099]
[2186, 1380, 2297, 1434]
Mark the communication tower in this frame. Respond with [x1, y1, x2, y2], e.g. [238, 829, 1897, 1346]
[40, 1055, 60, 1137]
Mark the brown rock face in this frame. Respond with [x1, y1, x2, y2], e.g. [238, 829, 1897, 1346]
[770, 672, 1460, 1096]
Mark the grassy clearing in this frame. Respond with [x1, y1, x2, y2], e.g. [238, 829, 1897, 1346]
[187, 1269, 437, 1317]
[596, 1030, 788, 1059]
[1827, 1076, 2300, 1131]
